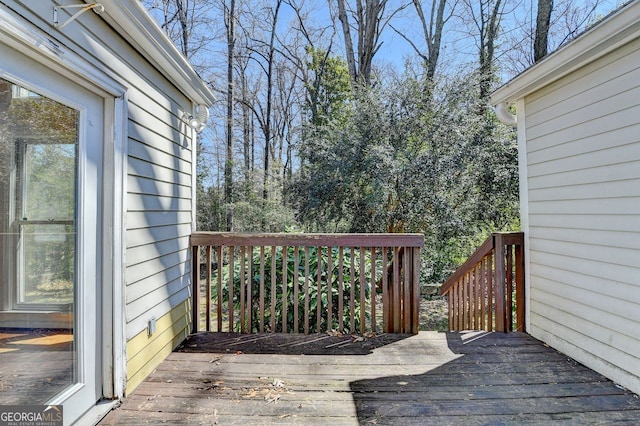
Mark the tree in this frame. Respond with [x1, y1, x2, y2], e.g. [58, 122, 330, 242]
[304, 46, 352, 127]
[224, 0, 236, 231]
[392, 0, 453, 81]
[335, 0, 395, 86]
[463, 0, 506, 102]
[295, 70, 518, 281]
[534, 0, 553, 61]
[498, 0, 611, 78]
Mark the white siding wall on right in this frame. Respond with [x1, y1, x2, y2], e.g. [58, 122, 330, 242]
[524, 36, 640, 394]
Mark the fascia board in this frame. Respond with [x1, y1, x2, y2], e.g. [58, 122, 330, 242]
[491, 0, 640, 106]
[95, 0, 215, 106]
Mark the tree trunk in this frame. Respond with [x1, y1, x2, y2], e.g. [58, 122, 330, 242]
[336, 0, 387, 86]
[262, 0, 283, 225]
[175, 0, 189, 56]
[534, 0, 553, 62]
[476, 0, 503, 105]
[427, 0, 447, 80]
[336, 0, 358, 84]
[241, 70, 251, 172]
[224, 0, 236, 231]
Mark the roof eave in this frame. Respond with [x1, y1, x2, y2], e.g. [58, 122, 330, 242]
[491, 0, 640, 106]
[95, 0, 215, 107]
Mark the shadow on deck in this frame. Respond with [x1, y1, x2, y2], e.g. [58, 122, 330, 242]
[100, 331, 640, 425]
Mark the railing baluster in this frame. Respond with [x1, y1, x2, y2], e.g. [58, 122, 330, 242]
[479, 258, 486, 331]
[327, 247, 333, 331]
[458, 277, 463, 330]
[412, 247, 420, 334]
[487, 253, 495, 330]
[371, 247, 377, 333]
[259, 246, 265, 333]
[468, 271, 473, 330]
[506, 243, 513, 331]
[304, 246, 310, 335]
[282, 245, 288, 333]
[270, 246, 277, 332]
[338, 247, 344, 333]
[382, 247, 388, 332]
[206, 246, 212, 332]
[317, 246, 323, 333]
[447, 286, 453, 332]
[515, 242, 525, 332]
[293, 246, 299, 334]
[475, 264, 480, 330]
[247, 246, 253, 333]
[350, 247, 356, 333]
[494, 234, 506, 332]
[462, 272, 468, 330]
[359, 247, 366, 334]
[240, 246, 246, 334]
[217, 246, 223, 332]
[228, 246, 235, 332]
[393, 247, 401, 333]
[402, 246, 411, 333]
[192, 246, 201, 333]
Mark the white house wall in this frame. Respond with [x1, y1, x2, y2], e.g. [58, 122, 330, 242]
[523, 36, 640, 394]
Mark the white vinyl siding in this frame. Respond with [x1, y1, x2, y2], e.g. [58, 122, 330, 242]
[523, 36, 640, 394]
[125, 89, 193, 339]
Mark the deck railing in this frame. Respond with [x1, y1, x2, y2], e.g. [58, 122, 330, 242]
[191, 233, 424, 335]
[440, 232, 525, 332]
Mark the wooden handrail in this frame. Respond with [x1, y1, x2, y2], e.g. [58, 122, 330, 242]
[191, 232, 424, 248]
[440, 236, 494, 295]
[191, 232, 423, 335]
[440, 232, 525, 333]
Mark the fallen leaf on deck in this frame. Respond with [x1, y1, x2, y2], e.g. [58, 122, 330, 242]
[265, 390, 281, 403]
[243, 389, 258, 398]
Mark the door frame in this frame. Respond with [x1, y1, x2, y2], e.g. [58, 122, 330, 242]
[0, 1, 128, 407]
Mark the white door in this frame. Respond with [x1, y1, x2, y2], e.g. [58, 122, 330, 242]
[0, 43, 103, 424]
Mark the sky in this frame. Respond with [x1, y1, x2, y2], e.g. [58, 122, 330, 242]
[274, 0, 623, 80]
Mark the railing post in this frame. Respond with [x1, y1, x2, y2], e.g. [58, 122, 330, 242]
[206, 246, 212, 332]
[515, 238, 526, 332]
[192, 245, 200, 333]
[412, 247, 421, 334]
[493, 233, 507, 333]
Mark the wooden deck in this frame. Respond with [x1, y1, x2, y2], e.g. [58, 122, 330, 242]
[100, 331, 640, 425]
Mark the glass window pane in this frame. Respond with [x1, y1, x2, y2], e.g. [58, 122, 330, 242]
[20, 224, 75, 305]
[0, 78, 77, 404]
[24, 144, 76, 221]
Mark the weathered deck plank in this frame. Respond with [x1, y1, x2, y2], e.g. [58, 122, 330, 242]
[100, 331, 640, 425]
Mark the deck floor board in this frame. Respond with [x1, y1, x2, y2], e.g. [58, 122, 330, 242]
[100, 331, 640, 425]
